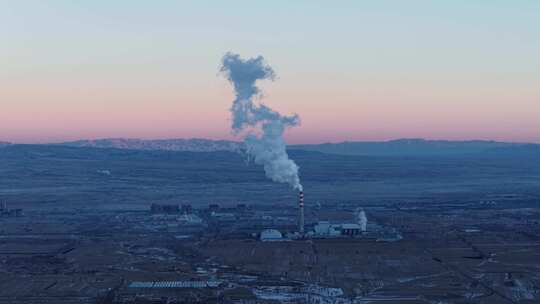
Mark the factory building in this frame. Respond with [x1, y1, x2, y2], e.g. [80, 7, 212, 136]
[341, 224, 363, 236]
[313, 221, 341, 236]
[312, 221, 363, 237]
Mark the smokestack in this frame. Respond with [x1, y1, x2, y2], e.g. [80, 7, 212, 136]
[299, 191, 304, 234]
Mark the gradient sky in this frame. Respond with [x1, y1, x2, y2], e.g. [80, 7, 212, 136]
[2, 1, 539, 144]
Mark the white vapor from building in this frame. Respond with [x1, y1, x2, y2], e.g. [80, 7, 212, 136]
[220, 52, 302, 191]
[356, 208, 368, 232]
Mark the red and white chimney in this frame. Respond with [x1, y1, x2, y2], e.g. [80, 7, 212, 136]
[299, 191, 304, 234]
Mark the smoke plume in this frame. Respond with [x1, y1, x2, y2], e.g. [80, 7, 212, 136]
[220, 52, 302, 191]
[356, 208, 367, 232]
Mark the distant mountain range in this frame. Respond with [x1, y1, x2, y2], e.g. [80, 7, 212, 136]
[58, 138, 242, 152]
[292, 138, 533, 156]
[0, 138, 538, 156]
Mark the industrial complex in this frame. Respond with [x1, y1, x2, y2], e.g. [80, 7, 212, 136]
[0, 189, 539, 304]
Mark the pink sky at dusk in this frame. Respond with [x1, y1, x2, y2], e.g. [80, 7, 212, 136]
[2, 73, 538, 144]
[2, 1, 539, 144]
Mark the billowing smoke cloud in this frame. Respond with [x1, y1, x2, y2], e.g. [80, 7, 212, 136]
[220, 52, 302, 191]
[356, 208, 367, 232]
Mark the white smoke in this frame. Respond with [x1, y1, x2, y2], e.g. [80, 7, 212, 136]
[220, 52, 302, 191]
[356, 208, 367, 232]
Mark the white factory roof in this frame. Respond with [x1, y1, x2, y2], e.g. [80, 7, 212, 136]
[341, 223, 362, 229]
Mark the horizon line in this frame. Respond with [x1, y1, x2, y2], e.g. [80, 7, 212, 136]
[2, 137, 539, 146]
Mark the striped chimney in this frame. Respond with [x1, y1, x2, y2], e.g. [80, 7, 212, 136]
[299, 191, 304, 234]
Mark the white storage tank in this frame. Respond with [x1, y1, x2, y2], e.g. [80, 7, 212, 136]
[260, 229, 283, 241]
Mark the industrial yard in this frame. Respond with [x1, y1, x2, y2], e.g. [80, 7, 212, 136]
[1, 194, 539, 303]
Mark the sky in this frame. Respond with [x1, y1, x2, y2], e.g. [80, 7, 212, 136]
[1, 1, 539, 144]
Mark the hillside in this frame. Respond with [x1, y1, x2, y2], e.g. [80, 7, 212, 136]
[1, 144, 540, 210]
